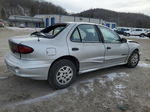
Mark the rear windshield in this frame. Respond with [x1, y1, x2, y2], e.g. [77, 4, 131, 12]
[41, 23, 67, 37]
[31, 23, 67, 38]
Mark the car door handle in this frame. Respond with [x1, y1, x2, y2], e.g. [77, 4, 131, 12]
[72, 48, 79, 51]
[107, 47, 111, 50]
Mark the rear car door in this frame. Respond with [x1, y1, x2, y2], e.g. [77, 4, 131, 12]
[68, 24, 105, 71]
[98, 26, 129, 66]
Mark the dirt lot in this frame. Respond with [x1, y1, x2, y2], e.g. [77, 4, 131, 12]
[0, 27, 150, 112]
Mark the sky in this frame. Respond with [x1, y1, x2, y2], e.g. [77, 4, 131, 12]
[44, 0, 150, 16]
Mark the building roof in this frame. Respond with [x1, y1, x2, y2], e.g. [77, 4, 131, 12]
[8, 15, 43, 23]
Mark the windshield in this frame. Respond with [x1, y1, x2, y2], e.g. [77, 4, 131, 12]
[31, 23, 67, 38]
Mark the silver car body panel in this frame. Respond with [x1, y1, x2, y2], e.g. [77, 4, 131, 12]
[104, 42, 129, 65]
[5, 53, 51, 80]
[66, 24, 105, 71]
[5, 22, 140, 80]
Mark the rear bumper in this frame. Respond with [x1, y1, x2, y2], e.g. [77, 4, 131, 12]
[5, 53, 52, 80]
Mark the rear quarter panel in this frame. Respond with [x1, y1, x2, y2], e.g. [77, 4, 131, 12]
[20, 24, 75, 61]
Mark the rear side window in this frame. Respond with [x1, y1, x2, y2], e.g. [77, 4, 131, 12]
[78, 25, 99, 42]
[71, 24, 100, 43]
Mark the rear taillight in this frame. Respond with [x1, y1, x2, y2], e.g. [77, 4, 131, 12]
[17, 45, 34, 54]
[9, 41, 33, 54]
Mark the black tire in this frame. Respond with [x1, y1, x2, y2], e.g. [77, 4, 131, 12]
[140, 34, 145, 37]
[48, 59, 77, 89]
[126, 33, 130, 37]
[126, 51, 140, 68]
[148, 33, 150, 38]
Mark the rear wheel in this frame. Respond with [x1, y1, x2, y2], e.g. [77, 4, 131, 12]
[48, 59, 77, 89]
[126, 51, 140, 68]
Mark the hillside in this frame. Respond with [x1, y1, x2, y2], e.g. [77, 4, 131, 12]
[0, 0, 67, 19]
[0, 0, 150, 28]
[74, 8, 150, 28]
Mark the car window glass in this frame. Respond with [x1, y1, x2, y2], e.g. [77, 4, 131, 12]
[78, 25, 99, 42]
[118, 28, 121, 31]
[138, 29, 142, 31]
[71, 28, 81, 42]
[98, 26, 120, 43]
[48, 26, 65, 35]
[40, 24, 67, 37]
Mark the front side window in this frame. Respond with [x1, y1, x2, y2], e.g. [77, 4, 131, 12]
[98, 26, 121, 43]
[135, 29, 142, 31]
[125, 29, 130, 31]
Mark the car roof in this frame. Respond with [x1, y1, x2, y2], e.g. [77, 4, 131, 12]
[51, 22, 113, 31]
[64, 22, 116, 32]
[65, 22, 103, 26]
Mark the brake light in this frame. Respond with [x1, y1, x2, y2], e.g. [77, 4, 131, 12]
[18, 45, 34, 54]
[9, 41, 33, 54]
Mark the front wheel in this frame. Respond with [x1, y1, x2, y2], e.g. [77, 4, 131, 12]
[148, 33, 150, 38]
[126, 51, 140, 68]
[48, 59, 77, 89]
[126, 33, 130, 37]
[140, 34, 145, 37]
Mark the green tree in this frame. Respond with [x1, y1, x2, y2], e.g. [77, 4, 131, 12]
[30, 5, 36, 16]
[1, 8, 6, 19]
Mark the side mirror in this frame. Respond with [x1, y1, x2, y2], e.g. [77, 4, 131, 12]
[121, 38, 127, 43]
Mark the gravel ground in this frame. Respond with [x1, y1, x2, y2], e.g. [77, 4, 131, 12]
[0, 27, 150, 112]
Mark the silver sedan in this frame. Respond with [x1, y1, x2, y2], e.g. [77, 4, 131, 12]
[5, 22, 140, 89]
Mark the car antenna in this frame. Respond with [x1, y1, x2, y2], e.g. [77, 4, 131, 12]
[34, 26, 40, 42]
[35, 26, 37, 32]
[37, 36, 40, 42]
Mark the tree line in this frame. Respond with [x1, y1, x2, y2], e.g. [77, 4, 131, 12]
[74, 8, 150, 28]
[0, 0, 67, 19]
[0, 0, 150, 28]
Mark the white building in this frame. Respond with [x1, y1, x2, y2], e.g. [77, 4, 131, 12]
[8, 15, 44, 28]
[34, 14, 117, 29]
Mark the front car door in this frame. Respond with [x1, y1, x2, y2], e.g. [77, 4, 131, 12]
[98, 26, 129, 66]
[67, 24, 105, 72]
